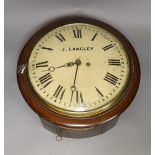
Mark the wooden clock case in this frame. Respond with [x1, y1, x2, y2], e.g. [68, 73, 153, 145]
[17, 16, 140, 138]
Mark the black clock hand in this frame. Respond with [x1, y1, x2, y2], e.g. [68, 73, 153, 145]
[70, 65, 79, 105]
[42, 61, 75, 72]
[70, 59, 81, 105]
[73, 63, 79, 86]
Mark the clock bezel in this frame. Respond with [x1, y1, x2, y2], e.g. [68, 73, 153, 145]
[17, 16, 140, 128]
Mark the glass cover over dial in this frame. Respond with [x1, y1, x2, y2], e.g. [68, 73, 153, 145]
[28, 23, 130, 117]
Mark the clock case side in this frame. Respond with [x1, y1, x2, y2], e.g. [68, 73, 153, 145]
[17, 16, 141, 138]
[40, 116, 119, 138]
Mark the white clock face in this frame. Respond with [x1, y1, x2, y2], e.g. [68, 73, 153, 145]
[28, 23, 130, 117]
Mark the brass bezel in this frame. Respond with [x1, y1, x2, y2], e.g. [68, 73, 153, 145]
[26, 23, 131, 117]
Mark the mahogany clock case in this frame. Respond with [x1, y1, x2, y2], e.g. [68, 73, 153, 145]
[17, 16, 141, 138]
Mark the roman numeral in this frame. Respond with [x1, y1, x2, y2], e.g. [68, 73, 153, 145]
[36, 61, 48, 68]
[91, 33, 98, 41]
[41, 47, 53, 51]
[55, 33, 66, 42]
[108, 59, 121, 66]
[104, 72, 118, 85]
[75, 91, 83, 104]
[95, 87, 104, 97]
[53, 85, 66, 100]
[103, 44, 114, 51]
[73, 29, 82, 38]
[39, 73, 53, 88]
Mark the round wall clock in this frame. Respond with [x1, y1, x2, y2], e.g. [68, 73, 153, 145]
[17, 16, 140, 139]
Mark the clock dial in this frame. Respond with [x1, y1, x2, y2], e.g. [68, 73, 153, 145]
[28, 23, 130, 117]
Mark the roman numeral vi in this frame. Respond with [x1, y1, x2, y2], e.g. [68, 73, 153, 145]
[75, 90, 83, 104]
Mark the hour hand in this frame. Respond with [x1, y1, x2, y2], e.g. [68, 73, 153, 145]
[42, 61, 76, 72]
[62, 62, 75, 67]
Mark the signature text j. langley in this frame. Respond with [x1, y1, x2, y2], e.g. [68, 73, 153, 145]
[61, 47, 94, 52]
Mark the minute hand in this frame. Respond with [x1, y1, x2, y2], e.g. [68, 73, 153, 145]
[70, 59, 81, 105]
[73, 63, 79, 86]
[73, 59, 81, 86]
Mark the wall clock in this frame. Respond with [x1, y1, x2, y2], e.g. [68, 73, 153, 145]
[17, 16, 140, 139]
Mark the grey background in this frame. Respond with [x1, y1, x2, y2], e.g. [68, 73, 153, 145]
[5, 0, 150, 155]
